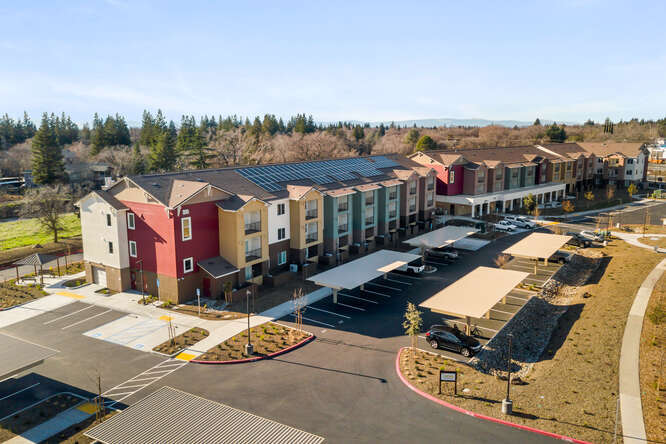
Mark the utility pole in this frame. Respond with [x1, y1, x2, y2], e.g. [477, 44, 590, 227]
[502, 333, 513, 415]
[136, 259, 145, 304]
[244, 288, 253, 355]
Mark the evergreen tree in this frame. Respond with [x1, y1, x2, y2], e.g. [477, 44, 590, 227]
[176, 115, 199, 153]
[377, 123, 386, 137]
[149, 132, 177, 172]
[534, 118, 541, 126]
[352, 125, 365, 141]
[31, 113, 65, 184]
[131, 142, 146, 175]
[404, 128, 420, 146]
[90, 113, 104, 155]
[262, 114, 279, 135]
[545, 123, 567, 143]
[139, 110, 155, 147]
[414, 135, 437, 151]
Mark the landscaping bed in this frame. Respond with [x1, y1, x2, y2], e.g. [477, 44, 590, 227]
[63, 278, 87, 288]
[160, 302, 246, 320]
[0, 393, 83, 441]
[0, 279, 47, 309]
[152, 327, 209, 355]
[42, 410, 118, 444]
[196, 322, 311, 362]
[399, 239, 663, 443]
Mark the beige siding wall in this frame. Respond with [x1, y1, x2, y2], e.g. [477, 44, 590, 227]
[79, 194, 129, 270]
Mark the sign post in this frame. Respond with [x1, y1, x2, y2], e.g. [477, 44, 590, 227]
[196, 288, 201, 316]
[439, 370, 457, 396]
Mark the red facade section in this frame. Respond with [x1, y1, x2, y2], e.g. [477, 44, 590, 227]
[173, 201, 220, 278]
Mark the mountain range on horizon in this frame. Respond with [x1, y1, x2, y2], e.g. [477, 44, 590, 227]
[330, 117, 581, 128]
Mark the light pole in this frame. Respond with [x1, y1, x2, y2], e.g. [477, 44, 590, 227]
[502, 333, 513, 415]
[244, 288, 253, 355]
[135, 259, 145, 304]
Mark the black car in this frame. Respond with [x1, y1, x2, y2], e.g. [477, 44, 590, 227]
[565, 232, 592, 248]
[424, 324, 482, 357]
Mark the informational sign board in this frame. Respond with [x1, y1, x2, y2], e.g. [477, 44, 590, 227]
[439, 370, 457, 395]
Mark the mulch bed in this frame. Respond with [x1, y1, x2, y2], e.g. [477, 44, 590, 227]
[0, 393, 82, 441]
[152, 327, 209, 355]
[0, 279, 47, 309]
[196, 322, 311, 362]
[42, 411, 118, 444]
[63, 278, 87, 288]
[161, 303, 246, 321]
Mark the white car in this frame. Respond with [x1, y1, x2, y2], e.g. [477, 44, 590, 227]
[495, 220, 518, 232]
[579, 230, 603, 242]
[503, 215, 535, 229]
[396, 262, 425, 275]
[516, 216, 536, 228]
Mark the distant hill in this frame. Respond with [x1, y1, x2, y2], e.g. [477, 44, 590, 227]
[324, 118, 580, 128]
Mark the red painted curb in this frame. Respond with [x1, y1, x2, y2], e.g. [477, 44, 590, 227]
[191, 334, 315, 365]
[395, 347, 591, 444]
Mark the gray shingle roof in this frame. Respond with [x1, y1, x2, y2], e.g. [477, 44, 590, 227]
[93, 190, 128, 211]
[13, 253, 58, 266]
[197, 256, 238, 278]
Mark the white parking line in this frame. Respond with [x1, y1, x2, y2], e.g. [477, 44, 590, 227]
[43, 305, 93, 325]
[387, 275, 415, 283]
[289, 313, 335, 327]
[61, 309, 112, 330]
[0, 383, 40, 401]
[307, 306, 351, 319]
[336, 302, 365, 311]
[366, 282, 400, 291]
[339, 293, 379, 304]
[362, 289, 391, 298]
[108, 383, 148, 390]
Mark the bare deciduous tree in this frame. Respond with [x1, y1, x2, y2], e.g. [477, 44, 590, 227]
[19, 185, 71, 243]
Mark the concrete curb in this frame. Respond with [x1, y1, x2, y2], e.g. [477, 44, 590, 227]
[190, 334, 315, 365]
[395, 347, 591, 444]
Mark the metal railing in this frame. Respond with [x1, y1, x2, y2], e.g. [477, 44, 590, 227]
[245, 248, 261, 261]
[244, 221, 261, 234]
[427, 183, 434, 190]
[365, 216, 374, 225]
[409, 187, 417, 195]
[305, 209, 318, 219]
[388, 211, 397, 219]
[388, 192, 397, 200]
[306, 233, 318, 243]
[409, 205, 416, 212]
[338, 202, 348, 212]
[365, 196, 374, 205]
[338, 224, 348, 233]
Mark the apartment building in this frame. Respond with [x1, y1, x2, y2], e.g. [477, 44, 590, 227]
[577, 142, 648, 187]
[647, 139, 666, 186]
[77, 155, 437, 303]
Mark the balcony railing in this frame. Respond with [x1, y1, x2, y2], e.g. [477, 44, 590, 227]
[365, 197, 374, 205]
[305, 209, 318, 220]
[409, 187, 417, 195]
[427, 199, 434, 207]
[338, 224, 348, 234]
[388, 211, 397, 219]
[338, 202, 348, 212]
[427, 183, 434, 190]
[306, 233, 318, 243]
[244, 221, 261, 234]
[388, 192, 397, 200]
[245, 248, 261, 262]
[409, 205, 416, 212]
[365, 216, 374, 225]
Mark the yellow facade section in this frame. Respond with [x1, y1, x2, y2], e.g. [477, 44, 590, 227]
[218, 199, 269, 269]
[289, 189, 323, 250]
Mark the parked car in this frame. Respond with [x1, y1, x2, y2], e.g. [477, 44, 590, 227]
[424, 324, 482, 357]
[504, 215, 535, 229]
[565, 232, 592, 248]
[579, 230, 603, 242]
[516, 216, 537, 228]
[549, 250, 572, 264]
[395, 260, 425, 275]
[494, 220, 518, 232]
[426, 246, 459, 260]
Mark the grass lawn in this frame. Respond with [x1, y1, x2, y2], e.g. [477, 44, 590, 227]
[0, 213, 81, 251]
[0, 393, 82, 441]
[0, 280, 47, 309]
[152, 327, 209, 355]
[399, 239, 662, 443]
[197, 322, 311, 362]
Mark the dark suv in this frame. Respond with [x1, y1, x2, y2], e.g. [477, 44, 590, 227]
[565, 232, 592, 248]
[424, 324, 482, 357]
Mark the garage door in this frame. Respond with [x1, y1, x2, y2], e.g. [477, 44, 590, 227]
[93, 267, 107, 287]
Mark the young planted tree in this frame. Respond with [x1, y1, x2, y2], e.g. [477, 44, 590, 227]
[292, 288, 307, 334]
[627, 183, 638, 200]
[494, 254, 510, 268]
[606, 184, 615, 203]
[584, 191, 595, 209]
[403, 302, 422, 353]
[223, 281, 233, 304]
[19, 185, 71, 243]
[562, 200, 574, 220]
[522, 193, 536, 214]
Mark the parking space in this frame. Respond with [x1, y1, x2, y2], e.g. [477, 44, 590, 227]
[504, 257, 562, 287]
[37, 301, 125, 334]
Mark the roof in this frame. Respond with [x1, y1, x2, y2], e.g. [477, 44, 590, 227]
[419, 267, 529, 318]
[393, 169, 417, 180]
[77, 190, 128, 211]
[578, 142, 646, 158]
[85, 386, 324, 444]
[13, 253, 58, 266]
[308, 250, 422, 290]
[380, 179, 402, 187]
[197, 256, 238, 279]
[355, 183, 381, 192]
[502, 232, 572, 259]
[215, 194, 260, 211]
[325, 188, 356, 197]
[403, 226, 477, 248]
[167, 180, 209, 207]
[0, 332, 58, 380]
[287, 184, 317, 200]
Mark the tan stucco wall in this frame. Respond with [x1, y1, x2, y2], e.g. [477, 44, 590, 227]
[289, 189, 323, 250]
[218, 199, 269, 269]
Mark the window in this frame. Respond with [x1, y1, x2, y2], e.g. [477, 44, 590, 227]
[388, 186, 397, 200]
[427, 176, 435, 190]
[388, 201, 397, 218]
[305, 199, 318, 219]
[627, 159, 634, 164]
[365, 205, 374, 225]
[106, 214, 111, 227]
[129, 240, 137, 257]
[127, 213, 135, 230]
[245, 265, 253, 280]
[183, 257, 193, 273]
[427, 191, 434, 206]
[278, 250, 287, 265]
[108, 241, 114, 254]
[245, 237, 261, 261]
[277, 227, 286, 240]
[338, 213, 348, 233]
[598, 158, 603, 163]
[409, 181, 417, 195]
[181, 217, 192, 241]
[365, 191, 374, 205]
[409, 196, 416, 212]
[449, 170, 455, 184]
[627, 170, 632, 176]
[306, 221, 318, 242]
[338, 195, 348, 211]
[244, 211, 261, 234]
[277, 203, 285, 215]
[597, 168, 603, 174]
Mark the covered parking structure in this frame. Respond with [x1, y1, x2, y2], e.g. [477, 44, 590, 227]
[419, 267, 529, 336]
[403, 225, 477, 249]
[308, 249, 422, 303]
[0, 333, 58, 381]
[502, 232, 572, 275]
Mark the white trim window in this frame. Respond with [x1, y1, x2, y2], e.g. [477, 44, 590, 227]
[129, 240, 137, 257]
[127, 213, 135, 230]
[278, 250, 287, 265]
[108, 241, 114, 254]
[277, 227, 286, 240]
[449, 170, 455, 184]
[277, 203, 285, 215]
[106, 214, 112, 227]
[183, 257, 194, 273]
[181, 217, 192, 241]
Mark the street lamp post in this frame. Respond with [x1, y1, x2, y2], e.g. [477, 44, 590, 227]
[244, 288, 253, 356]
[502, 333, 513, 415]
[135, 259, 145, 305]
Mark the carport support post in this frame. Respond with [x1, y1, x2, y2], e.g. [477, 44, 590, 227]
[332, 289, 338, 304]
[465, 316, 471, 336]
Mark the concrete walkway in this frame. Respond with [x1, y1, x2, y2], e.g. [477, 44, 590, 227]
[5, 401, 95, 444]
[544, 198, 656, 220]
[618, 256, 666, 443]
[612, 231, 666, 251]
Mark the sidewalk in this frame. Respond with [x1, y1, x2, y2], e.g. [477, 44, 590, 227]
[611, 231, 666, 250]
[545, 198, 657, 220]
[618, 258, 666, 443]
[5, 401, 95, 444]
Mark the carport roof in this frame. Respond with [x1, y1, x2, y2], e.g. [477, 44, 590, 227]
[85, 386, 324, 444]
[419, 266, 529, 318]
[502, 232, 572, 260]
[403, 226, 477, 248]
[308, 249, 422, 290]
[0, 332, 58, 380]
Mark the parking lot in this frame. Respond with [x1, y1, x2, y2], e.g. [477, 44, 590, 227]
[504, 256, 562, 287]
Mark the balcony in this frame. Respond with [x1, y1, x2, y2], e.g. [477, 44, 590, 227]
[365, 197, 374, 206]
[244, 221, 261, 234]
[305, 209, 318, 220]
[245, 248, 262, 262]
[409, 187, 417, 195]
[305, 232, 318, 243]
[427, 199, 434, 207]
[409, 205, 416, 213]
[389, 211, 397, 219]
[338, 224, 348, 234]
[427, 182, 434, 191]
[388, 192, 397, 200]
[365, 216, 374, 225]
[338, 202, 348, 212]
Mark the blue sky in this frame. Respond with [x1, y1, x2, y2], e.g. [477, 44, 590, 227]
[1, 0, 664, 125]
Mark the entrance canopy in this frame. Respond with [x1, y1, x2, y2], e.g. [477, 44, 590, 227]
[419, 267, 528, 319]
[403, 226, 477, 248]
[0, 333, 58, 380]
[502, 232, 572, 260]
[308, 249, 422, 290]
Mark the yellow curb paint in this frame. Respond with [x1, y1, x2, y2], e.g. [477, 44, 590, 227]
[159, 315, 172, 321]
[57, 292, 85, 299]
[76, 403, 98, 414]
[175, 352, 195, 361]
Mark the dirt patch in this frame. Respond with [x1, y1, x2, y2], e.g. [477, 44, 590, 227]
[639, 274, 666, 443]
[400, 240, 663, 443]
[226, 281, 319, 315]
[196, 322, 311, 362]
[42, 411, 118, 444]
[0, 393, 83, 441]
[152, 327, 209, 355]
[0, 279, 47, 309]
